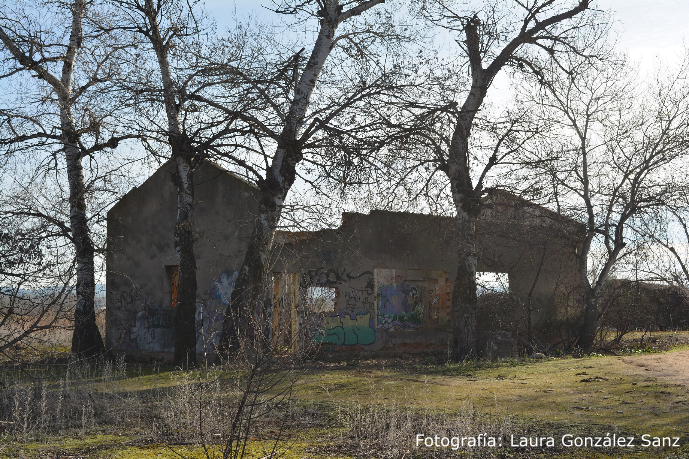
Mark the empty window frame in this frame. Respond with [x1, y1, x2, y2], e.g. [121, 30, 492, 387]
[164, 265, 179, 308]
[304, 286, 338, 313]
[476, 272, 509, 295]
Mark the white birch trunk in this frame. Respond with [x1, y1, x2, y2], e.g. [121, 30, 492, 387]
[143, 0, 198, 366]
[219, 0, 385, 355]
[59, 0, 105, 357]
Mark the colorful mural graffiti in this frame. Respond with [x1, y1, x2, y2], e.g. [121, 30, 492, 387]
[377, 282, 425, 330]
[315, 312, 375, 346]
[374, 269, 451, 331]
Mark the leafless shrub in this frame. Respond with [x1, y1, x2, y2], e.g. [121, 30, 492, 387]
[332, 398, 512, 458]
[0, 357, 135, 439]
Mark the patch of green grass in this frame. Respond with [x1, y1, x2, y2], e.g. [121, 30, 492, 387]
[1, 429, 357, 459]
[0, 434, 132, 459]
[293, 353, 689, 439]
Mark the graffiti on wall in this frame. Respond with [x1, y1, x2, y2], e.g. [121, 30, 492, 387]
[374, 269, 451, 331]
[130, 306, 175, 351]
[109, 269, 237, 354]
[199, 270, 239, 353]
[212, 270, 238, 306]
[425, 282, 444, 325]
[303, 266, 376, 342]
[305, 267, 373, 287]
[315, 312, 375, 346]
[195, 302, 225, 354]
[110, 318, 136, 351]
[377, 282, 425, 330]
[111, 289, 175, 352]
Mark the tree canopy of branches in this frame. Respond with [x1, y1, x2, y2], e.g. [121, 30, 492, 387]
[0, 0, 140, 357]
[0, 167, 76, 357]
[108, 0, 269, 367]
[519, 52, 689, 349]
[385, 0, 598, 359]
[204, 0, 406, 356]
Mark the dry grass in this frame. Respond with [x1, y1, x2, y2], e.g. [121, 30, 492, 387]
[1, 331, 688, 458]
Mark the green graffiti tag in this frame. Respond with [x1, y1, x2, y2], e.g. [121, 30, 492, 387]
[315, 312, 375, 346]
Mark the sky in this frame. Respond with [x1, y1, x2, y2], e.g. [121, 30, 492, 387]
[605, 0, 687, 68]
[207, 1, 688, 58]
[202, 0, 689, 106]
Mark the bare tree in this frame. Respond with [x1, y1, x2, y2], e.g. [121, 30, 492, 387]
[381, 0, 596, 359]
[202, 0, 399, 356]
[518, 52, 689, 350]
[635, 191, 689, 288]
[0, 0, 140, 357]
[110, 0, 260, 366]
[0, 167, 76, 357]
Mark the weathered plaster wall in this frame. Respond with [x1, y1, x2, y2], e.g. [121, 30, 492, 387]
[106, 161, 260, 358]
[106, 162, 582, 358]
[273, 191, 582, 353]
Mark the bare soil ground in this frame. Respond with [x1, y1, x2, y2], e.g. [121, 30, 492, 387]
[620, 349, 689, 386]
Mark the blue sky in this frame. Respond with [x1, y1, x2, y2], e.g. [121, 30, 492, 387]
[200, 1, 688, 107]
[203, 1, 688, 60]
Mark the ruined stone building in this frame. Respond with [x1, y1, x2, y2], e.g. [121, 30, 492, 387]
[106, 161, 583, 359]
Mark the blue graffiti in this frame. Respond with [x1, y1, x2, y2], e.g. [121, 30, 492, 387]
[213, 271, 238, 306]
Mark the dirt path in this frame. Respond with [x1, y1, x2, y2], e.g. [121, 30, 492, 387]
[620, 349, 689, 386]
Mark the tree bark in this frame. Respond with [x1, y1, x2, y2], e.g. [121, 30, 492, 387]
[61, 0, 105, 358]
[172, 156, 198, 367]
[66, 141, 106, 358]
[445, 16, 486, 360]
[578, 291, 598, 349]
[220, 192, 281, 354]
[142, 0, 199, 367]
[218, 0, 385, 357]
[0, 0, 111, 357]
[440, 2, 590, 359]
[450, 209, 479, 359]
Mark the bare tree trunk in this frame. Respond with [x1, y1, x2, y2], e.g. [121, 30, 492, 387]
[1, 0, 148, 358]
[578, 291, 598, 349]
[434, 2, 590, 359]
[219, 141, 299, 355]
[172, 156, 198, 367]
[61, 0, 104, 358]
[222, 195, 281, 353]
[217, 10, 338, 356]
[218, 0, 385, 357]
[445, 20, 485, 359]
[139, 0, 200, 367]
[450, 209, 478, 359]
[65, 139, 105, 358]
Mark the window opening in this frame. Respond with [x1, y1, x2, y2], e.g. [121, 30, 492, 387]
[304, 286, 337, 313]
[476, 272, 509, 295]
[164, 265, 179, 307]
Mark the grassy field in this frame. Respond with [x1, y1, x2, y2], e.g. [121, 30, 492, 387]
[1, 332, 688, 458]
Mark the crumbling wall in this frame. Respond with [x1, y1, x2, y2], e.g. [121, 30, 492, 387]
[106, 164, 582, 358]
[273, 191, 582, 353]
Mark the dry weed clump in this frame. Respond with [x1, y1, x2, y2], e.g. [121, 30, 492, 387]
[330, 395, 512, 458]
[0, 353, 313, 457]
[0, 357, 140, 441]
